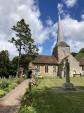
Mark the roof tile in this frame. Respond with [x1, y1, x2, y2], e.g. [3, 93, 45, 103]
[32, 55, 58, 64]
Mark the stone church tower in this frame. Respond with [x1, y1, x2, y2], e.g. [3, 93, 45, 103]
[54, 15, 70, 62]
[53, 14, 81, 77]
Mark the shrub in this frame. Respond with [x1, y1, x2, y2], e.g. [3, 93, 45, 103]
[0, 81, 9, 89]
[4, 83, 17, 92]
[18, 105, 37, 113]
[0, 90, 6, 97]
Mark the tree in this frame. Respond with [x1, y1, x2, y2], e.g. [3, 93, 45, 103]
[9, 19, 38, 76]
[0, 50, 9, 66]
[20, 54, 33, 70]
[79, 48, 84, 53]
[8, 56, 18, 77]
[76, 48, 84, 60]
[0, 50, 9, 78]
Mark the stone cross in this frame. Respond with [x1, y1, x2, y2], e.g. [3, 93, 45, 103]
[63, 58, 75, 90]
[64, 59, 70, 83]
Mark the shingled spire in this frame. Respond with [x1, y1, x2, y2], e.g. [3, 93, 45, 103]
[57, 14, 64, 43]
[52, 12, 69, 57]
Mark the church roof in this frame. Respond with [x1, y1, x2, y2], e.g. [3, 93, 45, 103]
[57, 41, 70, 47]
[32, 55, 58, 64]
[79, 57, 84, 66]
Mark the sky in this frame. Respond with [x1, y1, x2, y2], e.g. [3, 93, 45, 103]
[0, 0, 84, 58]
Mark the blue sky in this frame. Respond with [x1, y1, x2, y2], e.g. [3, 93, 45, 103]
[0, 0, 84, 58]
[38, 0, 84, 55]
[38, 0, 84, 23]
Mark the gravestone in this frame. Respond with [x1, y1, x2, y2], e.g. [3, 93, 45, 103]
[17, 67, 24, 78]
[63, 59, 75, 90]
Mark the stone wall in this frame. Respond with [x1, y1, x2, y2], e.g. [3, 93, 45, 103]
[34, 64, 58, 76]
[58, 46, 70, 63]
[68, 55, 81, 77]
[57, 46, 81, 77]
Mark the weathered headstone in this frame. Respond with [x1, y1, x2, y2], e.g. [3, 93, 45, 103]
[17, 67, 24, 78]
[63, 59, 75, 90]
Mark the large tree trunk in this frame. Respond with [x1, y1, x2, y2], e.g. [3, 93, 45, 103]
[17, 44, 22, 77]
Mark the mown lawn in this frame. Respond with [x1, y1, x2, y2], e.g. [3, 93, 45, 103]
[0, 77, 24, 97]
[18, 77, 84, 113]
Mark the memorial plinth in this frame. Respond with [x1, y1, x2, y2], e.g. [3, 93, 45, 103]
[63, 59, 75, 90]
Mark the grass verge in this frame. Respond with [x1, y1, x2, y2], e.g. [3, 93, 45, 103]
[18, 77, 84, 113]
[0, 77, 24, 97]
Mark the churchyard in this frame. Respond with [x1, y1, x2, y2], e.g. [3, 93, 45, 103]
[0, 2, 84, 112]
[18, 77, 84, 113]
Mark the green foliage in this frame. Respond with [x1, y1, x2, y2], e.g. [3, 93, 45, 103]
[19, 105, 37, 113]
[20, 54, 34, 70]
[0, 78, 23, 97]
[21, 89, 33, 106]
[0, 50, 18, 77]
[0, 50, 10, 78]
[76, 53, 84, 59]
[0, 50, 9, 67]
[76, 48, 84, 59]
[0, 90, 6, 97]
[9, 19, 38, 69]
[9, 19, 32, 55]
[8, 56, 18, 76]
[79, 48, 84, 53]
[0, 81, 9, 89]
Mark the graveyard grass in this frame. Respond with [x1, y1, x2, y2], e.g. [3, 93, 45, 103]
[0, 77, 24, 97]
[18, 77, 84, 113]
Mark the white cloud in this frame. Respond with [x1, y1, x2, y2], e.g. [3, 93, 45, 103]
[64, 0, 77, 7]
[62, 16, 84, 43]
[10, 13, 20, 22]
[81, 14, 84, 20]
[38, 46, 43, 54]
[46, 18, 53, 26]
[0, 0, 53, 58]
[66, 39, 84, 52]
[64, 17, 84, 52]
[0, 41, 18, 58]
[52, 15, 84, 53]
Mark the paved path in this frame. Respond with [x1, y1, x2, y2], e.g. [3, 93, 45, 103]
[0, 79, 28, 113]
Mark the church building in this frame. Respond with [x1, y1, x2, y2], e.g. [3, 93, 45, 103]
[29, 14, 84, 77]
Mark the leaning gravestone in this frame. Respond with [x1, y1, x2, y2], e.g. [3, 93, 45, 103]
[63, 59, 75, 90]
